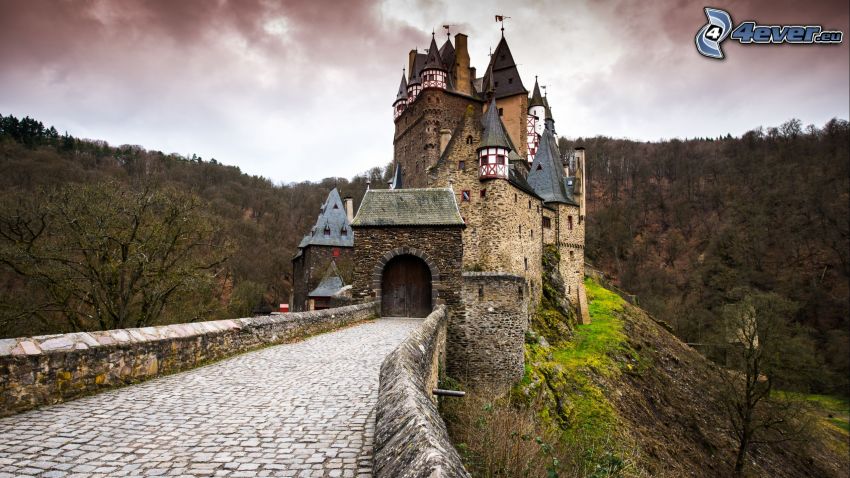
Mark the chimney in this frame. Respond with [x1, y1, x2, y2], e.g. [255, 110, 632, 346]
[454, 34, 472, 95]
[439, 128, 452, 156]
[343, 197, 354, 222]
[408, 49, 417, 77]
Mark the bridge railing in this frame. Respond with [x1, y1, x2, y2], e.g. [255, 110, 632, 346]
[373, 306, 470, 478]
[0, 302, 378, 417]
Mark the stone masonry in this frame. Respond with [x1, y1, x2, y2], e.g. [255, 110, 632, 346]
[453, 273, 529, 387]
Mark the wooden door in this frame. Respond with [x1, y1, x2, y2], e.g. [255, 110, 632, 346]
[381, 255, 432, 317]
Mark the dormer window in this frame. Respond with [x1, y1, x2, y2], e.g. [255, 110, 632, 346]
[323, 226, 331, 237]
[340, 227, 348, 236]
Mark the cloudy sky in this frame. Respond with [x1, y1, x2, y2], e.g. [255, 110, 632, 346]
[1, 0, 847, 183]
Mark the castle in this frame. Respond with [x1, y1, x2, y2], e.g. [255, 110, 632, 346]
[292, 26, 588, 386]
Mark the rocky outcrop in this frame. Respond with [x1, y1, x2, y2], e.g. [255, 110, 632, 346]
[373, 306, 470, 478]
[0, 302, 377, 417]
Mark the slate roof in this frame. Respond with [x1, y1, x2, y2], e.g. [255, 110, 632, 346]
[439, 38, 455, 71]
[482, 36, 527, 99]
[298, 188, 355, 248]
[351, 188, 464, 227]
[308, 262, 345, 298]
[408, 52, 426, 85]
[423, 34, 446, 71]
[529, 78, 545, 108]
[527, 130, 576, 205]
[480, 98, 511, 150]
[395, 72, 408, 103]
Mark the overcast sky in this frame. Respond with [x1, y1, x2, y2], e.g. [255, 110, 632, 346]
[1, 0, 847, 183]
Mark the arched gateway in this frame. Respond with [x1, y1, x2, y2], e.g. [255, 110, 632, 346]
[381, 254, 433, 317]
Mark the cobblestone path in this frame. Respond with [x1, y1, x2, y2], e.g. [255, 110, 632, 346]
[0, 318, 420, 478]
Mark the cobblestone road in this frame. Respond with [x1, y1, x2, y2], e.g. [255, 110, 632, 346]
[0, 318, 419, 478]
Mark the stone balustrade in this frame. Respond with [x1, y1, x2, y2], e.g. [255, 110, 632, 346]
[0, 302, 377, 417]
[373, 305, 470, 478]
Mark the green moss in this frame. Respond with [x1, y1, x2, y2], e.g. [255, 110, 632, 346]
[514, 277, 639, 473]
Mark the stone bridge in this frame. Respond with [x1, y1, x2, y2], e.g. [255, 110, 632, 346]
[0, 305, 469, 478]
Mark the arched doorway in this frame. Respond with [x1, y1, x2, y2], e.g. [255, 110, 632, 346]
[381, 254, 432, 317]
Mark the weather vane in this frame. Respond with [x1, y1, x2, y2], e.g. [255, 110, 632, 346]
[443, 24, 452, 38]
[495, 15, 511, 36]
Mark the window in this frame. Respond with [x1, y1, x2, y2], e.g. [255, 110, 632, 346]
[333, 204, 339, 209]
[498, 108, 504, 116]
[458, 160, 465, 170]
[461, 190, 471, 202]
[340, 227, 348, 236]
[568, 216, 573, 230]
[508, 77, 513, 84]
[332, 248, 341, 257]
[518, 225, 522, 234]
[323, 226, 331, 237]
[530, 229, 533, 238]
[478, 286, 484, 299]
[514, 193, 517, 202]
[528, 200, 531, 209]
[518, 286, 523, 300]
[569, 250, 574, 259]
[466, 135, 473, 144]
[480, 189, 486, 198]
[496, 155, 506, 165]
[524, 257, 528, 271]
[536, 164, 542, 170]
[543, 217, 551, 228]
[495, 81, 499, 87]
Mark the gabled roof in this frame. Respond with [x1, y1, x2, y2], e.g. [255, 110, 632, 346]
[529, 77, 545, 109]
[395, 72, 408, 103]
[527, 131, 576, 205]
[480, 98, 511, 150]
[309, 261, 345, 298]
[351, 188, 464, 227]
[423, 34, 446, 71]
[298, 188, 355, 248]
[483, 36, 527, 99]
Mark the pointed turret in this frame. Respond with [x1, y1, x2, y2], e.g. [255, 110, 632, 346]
[421, 32, 448, 90]
[478, 98, 511, 180]
[529, 77, 545, 109]
[407, 49, 425, 102]
[393, 71, 408, 120]
[543, 95, 556, 135]
[527, 130, 575, 205]
[485, 35, 527, 99]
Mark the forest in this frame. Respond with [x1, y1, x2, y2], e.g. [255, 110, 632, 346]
[1, 113, 847, 397]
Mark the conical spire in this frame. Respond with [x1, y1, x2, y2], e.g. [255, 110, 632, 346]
[480, 98, 511, 150]
[423, 32, 446, 71]
[395, 71, 408, 102]
[527, 130, 573, 204]
[529, 76, 545, 108]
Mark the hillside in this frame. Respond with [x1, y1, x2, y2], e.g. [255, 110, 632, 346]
[559, 118, 850, 398]
[0, 113, 392, 338]
[443, 260, 849, 477]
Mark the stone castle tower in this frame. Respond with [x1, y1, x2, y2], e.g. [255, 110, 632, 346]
[390, 29, 588, 318]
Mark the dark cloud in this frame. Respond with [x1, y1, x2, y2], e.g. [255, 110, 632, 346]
[0, 0, 847, 181]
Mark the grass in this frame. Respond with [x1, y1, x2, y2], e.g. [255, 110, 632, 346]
[776, 391, 850, 435]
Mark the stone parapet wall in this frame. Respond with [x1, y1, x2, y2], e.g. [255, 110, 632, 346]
[0, 302, 378, 417]
[451, 272, 529, 388]
[373, 306, 470, 478]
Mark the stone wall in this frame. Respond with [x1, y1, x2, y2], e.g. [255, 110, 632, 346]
[350, 227, 464, 317]
[429, 127, 544, 313]
[394, 89, 481, 188]
[557, 203, 585, 305]
[373, 306, 470, 478]
[0, 302, 377, 417]
[451, 273, 529, 387]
